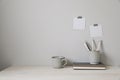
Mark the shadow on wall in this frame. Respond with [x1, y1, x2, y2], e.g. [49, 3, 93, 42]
[0, 48, 12, 67]
[100, 41, 113, 66]
[101, 52, 112, 65]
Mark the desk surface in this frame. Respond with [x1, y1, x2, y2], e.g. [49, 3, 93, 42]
[0, 66, 120, 80]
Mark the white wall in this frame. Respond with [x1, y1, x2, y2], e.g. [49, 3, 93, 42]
[0, 0, 120, 66]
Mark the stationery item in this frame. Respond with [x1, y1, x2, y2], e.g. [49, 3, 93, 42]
[84, 41, 91, 52]
[73, 62, 106, 70]
[96, 40, 102, 51]
[51, 56, 67, 69]
[84, 40, 102, 64]
[91, 39, 96, 51]
[89, 51, 101, 64]
[90, 24, 103, 37]
[73, 16, 85, 30]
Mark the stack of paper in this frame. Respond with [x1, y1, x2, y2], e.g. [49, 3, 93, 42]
[73, 63, 106, 70]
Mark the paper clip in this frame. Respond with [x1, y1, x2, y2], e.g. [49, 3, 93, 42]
[93, 24, 98, 27]
[77, 16, 83, 19]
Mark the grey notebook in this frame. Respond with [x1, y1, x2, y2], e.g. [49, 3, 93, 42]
[73, 63, 106, 70]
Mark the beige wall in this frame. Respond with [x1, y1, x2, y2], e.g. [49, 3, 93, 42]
[0, 0, 120, 66]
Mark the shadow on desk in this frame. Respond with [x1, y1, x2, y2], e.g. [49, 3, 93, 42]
[0, 65, 11, 71]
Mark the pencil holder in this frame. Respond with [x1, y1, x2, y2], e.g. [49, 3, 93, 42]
[89, 51, 101, 64]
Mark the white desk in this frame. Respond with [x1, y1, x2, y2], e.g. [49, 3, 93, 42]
[0, 66, 120, 80]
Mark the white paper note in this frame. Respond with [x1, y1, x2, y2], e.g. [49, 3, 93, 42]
[73, 17, 85, 30]
[90, 24, 103, 37]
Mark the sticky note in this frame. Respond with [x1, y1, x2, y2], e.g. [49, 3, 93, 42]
[90, 24, 103, 37]
[73, 17, 85, 30]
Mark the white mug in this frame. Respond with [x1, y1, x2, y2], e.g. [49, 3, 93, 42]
[51, 56, 67, 68]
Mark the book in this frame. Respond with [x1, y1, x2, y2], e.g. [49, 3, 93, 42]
[73, 63, 106, 70]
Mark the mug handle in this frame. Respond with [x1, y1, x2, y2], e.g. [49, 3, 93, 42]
[62, 58, 67, 66]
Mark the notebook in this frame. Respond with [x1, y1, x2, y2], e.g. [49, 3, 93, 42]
[73, 63, 106, 70]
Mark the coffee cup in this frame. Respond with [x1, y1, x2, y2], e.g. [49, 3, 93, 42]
[51, 56, 67, 68]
